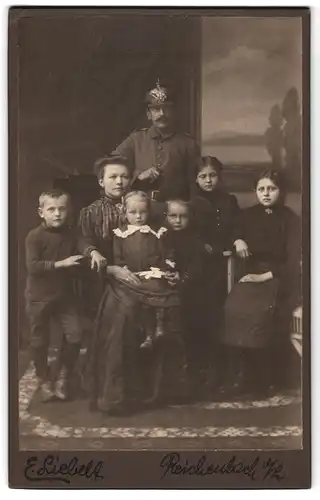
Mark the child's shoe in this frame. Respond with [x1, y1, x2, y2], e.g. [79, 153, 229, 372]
[140, 335, 153, 350]
[54, 369, 68, 400]
[37, 380, 54, 402]
[155, 324, 165, 339]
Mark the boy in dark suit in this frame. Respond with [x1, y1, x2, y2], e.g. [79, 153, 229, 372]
[25, 189, 84, 401]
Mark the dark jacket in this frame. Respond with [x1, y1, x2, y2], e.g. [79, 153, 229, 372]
[191, 187, 240, 255]
[25, 223, 83, 303]
[163, 228, 206, 285]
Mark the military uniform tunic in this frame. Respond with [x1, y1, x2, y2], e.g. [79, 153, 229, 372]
[112, 125, 200, 201]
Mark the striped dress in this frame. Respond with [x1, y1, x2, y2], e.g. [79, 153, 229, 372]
[79, 194, 124, 264]
[78, 195, 124, 317]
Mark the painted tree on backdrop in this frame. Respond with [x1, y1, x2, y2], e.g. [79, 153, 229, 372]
[264, 104, 284, 170]
[282, 87, 302, 188]
[264, 87, 301, 189]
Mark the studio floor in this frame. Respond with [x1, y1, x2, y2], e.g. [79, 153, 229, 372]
[18, 350, 303, 451]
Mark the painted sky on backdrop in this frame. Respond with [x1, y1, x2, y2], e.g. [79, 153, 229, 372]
[201, 17, 302, 143]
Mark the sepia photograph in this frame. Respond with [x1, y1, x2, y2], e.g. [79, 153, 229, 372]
[8, 6, 310, 488]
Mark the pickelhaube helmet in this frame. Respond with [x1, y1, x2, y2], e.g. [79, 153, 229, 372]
[145, 78, 174, 107]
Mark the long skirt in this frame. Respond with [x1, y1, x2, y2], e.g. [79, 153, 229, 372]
[84, 277, 187, 412]
[222, 278, 280, 349]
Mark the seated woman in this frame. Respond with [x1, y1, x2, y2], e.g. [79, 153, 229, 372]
[80, 158, 187, 415]
[221, 169, 301, 400]
[78, 155, 137, 317]
[190, 156, 240, 394]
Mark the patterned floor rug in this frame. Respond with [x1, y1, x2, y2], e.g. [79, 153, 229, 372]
[19, 361, 303, 450]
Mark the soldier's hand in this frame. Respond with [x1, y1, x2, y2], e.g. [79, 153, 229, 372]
[55, 255, 84, 268]
[138, 167, 160, 181]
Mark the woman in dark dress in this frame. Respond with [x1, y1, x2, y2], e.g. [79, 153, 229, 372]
[221, 170, 301, 399]
[80, 157, 187, 415]
[190, 156, 240, 395]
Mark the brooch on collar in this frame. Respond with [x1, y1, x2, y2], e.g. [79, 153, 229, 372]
[265, 208, 273, 215]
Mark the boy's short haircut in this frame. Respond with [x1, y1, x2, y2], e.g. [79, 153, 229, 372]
[38, 189, 70, 208]
[94, 155, 132, 181]
[165, 199, 191, 214]
[123, 190, 151, 210]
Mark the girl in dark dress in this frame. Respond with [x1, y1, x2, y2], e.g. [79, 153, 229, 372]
[192, 156, 239, 257]
[113, 190, 179, 350]
[221, 170, 301, 399]
[190, 157, 240, 395]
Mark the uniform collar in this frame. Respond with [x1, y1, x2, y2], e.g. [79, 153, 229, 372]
[149, 124, 175, 140]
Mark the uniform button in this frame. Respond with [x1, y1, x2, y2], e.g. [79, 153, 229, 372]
[217, 209, 220, 213]
[158, 144, 163, 150]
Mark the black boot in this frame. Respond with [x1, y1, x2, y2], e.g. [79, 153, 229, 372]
[247, 348, 274, 400]
[214, 347, 247, 401]
[54, 342, 80, 400]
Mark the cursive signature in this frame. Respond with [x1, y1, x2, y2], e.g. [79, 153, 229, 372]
[160, 453, 285, 482]
[160, 453, 259, 480]
[24, 455, 104, 484]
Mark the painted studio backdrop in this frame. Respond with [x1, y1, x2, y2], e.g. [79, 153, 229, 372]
[202, 17, 302, 183]
[17, 14, 302, 344]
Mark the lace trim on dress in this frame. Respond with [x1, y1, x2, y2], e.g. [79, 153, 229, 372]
[113, 224, 167, 239]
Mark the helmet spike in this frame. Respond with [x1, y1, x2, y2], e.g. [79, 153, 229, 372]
[146, 78, 170, 106]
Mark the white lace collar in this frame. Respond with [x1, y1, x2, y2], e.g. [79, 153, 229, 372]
[113, 224, 167, 239]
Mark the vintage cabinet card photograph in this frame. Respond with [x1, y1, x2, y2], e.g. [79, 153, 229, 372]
[8, 7, 310, 489]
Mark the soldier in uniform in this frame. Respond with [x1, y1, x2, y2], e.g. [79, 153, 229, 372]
[112, 79, 200, 209]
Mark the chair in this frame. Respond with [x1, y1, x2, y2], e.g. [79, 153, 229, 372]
[222, 250, 235, 293]
[291, 306, 302, 357]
